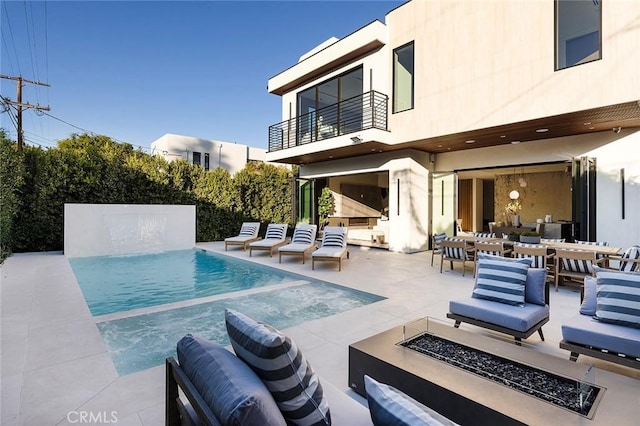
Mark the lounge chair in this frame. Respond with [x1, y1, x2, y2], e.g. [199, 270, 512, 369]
[278, 224, 318, 264]
[248, 223, 288, 257]
[312, 226, 349, 271]
[224, 222, 260, 251]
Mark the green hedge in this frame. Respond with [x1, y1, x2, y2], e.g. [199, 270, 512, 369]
[0, 132, 293, 261]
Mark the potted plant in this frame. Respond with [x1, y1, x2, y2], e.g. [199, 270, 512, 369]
[317, 187, 335, 232]
[519, 231, 541, 244]
[507, 231, 520, 242]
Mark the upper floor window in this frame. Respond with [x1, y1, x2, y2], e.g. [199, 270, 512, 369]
[393, 41, 414, 113]
[192, 151, 201, 167]
[555, 0, 602, 70]
[204, 153, 210, 171]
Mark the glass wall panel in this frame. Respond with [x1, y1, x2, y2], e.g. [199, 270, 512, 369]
[556, 0, 601, 70]
[393, 42, 414, 113]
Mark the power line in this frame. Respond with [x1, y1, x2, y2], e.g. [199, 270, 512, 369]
[2, 3, 22, 75]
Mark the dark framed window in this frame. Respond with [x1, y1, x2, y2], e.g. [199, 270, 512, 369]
[393, 41, 414, 113]
[204, 153, 210, 171]
[192, 151, 201, 166]
[555, 0, 602, 70]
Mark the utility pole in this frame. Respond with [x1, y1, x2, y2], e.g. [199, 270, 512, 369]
[1, 74, 50, 150]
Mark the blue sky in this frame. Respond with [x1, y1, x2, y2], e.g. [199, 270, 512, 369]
[1, 0, 401, 151]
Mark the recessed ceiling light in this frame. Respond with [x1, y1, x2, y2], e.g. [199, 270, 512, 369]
[511, 140, 521, 144]
[589, 127, 595, 130]
[536, 128, 549, 133]
[437, 144, 443, 148]
[329, 155, 333, 159]
[583, 122, 591, 125]
[500, 135, 506, 138]
[371, 149, 376, 152]
[465, 140, 475, 144]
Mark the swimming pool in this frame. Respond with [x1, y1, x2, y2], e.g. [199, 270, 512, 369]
[70, 249, 385, 375]
[70, 249, 308, 316]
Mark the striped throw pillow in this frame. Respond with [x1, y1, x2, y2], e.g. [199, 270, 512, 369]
[594, 267, 640, 329]
[225, 309, 331, 426]
[364, 375, 457, 426]
[432, 232, 448, 254]
[265, 225, 285, 240]
[514, 243, 546, 268]
[561, 251, 594, 274]
[444, 238, 467, 260]
[620, 245, 640, 272]
[240, 224, 257, 236]
[473, 232, 495, 238]
[323, 232, 345, 248]
[293, 227, 314, 245]
[472, 253, 532, 306]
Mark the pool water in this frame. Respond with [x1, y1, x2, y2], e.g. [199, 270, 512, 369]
[98, 281, 384, 375]
[70, 249, 385, 375]
[70, 249, 305, 316]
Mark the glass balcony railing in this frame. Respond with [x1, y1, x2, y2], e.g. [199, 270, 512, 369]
[268, 90, 388, 152]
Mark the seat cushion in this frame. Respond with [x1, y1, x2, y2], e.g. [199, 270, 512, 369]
[176, 334, 286, 426]
[449, 298, 549, 333]
[594, 267, 640, 328]
[313, 246, 346, 258]
[472, 254, 532, 306]
[364, 376, 458, 426]
[225, 309, 331, 426]
[561, 313, 640, 358]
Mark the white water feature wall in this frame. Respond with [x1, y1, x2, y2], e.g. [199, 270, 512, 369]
[64, 204, 195, 257]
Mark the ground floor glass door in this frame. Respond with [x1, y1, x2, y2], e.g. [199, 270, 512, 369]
[432, 172, 457, 241]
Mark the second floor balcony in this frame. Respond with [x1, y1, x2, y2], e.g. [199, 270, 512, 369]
[268, 91, 388, 153]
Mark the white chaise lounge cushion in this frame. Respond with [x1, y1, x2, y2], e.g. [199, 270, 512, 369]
[250, 224, 288, 248]
[279, 225, 318, 254]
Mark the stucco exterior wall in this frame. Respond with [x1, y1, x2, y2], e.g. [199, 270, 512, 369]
[386, 0, 640, 143]
[64, 204, 195, 258]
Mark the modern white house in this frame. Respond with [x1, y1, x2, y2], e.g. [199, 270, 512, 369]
[265, 0, 640, 253]
[150, 133, 267, 175]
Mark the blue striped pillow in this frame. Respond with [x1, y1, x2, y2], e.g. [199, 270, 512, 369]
[240, 224, 258, 236]
[323, 233, 345, 248]
[293, 228, 314, 245]
[225, 309, 331, 426]
[594, 267, 640, 329]
[472, 254, 532, 306]
[364, 375, 457, 426]
[266, 225, 285, 240]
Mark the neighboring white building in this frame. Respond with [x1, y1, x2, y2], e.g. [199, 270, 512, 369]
[150, 133, 267, 175]
[266, 0, 640, 253]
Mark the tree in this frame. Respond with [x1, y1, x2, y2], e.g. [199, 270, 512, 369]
[317, 187, 335, 230]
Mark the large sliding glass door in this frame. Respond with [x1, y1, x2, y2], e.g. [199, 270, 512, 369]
[296, 67, 363, 143]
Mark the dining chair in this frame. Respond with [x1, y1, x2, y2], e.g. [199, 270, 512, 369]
[513, 243, 553, 280]
[473, 232, 496, 238]
[554, 248, 597, 292]
[440, 238, 474, 276]
[473, 241, 512, 278]
[430, 232, 448, 266]
[540, 238, 565, 243]
[597, 245, 640, 272]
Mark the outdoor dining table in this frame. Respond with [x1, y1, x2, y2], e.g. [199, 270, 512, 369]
[453, 235, 622, 256]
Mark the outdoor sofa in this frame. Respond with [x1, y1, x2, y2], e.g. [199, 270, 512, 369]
[447, 254, 550, 344]
[560, 271, 640, 369]
[166, 309, 457, 425]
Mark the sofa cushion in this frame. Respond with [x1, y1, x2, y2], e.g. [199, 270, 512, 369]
[580, 276, 598, 316]
[449, 297, 549, 333]
[524, 268, 547, 306]
[594, 267, 640, 329]
[364, 375, 458, 426]
[225, 309, 331, 426]
[176, 334, 286, 426]
[562, 313, 640, 358]
[472, 254, 531, 306]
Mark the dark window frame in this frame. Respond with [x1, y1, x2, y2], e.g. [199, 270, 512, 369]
[554, 0, 602, 71]
[192, 151, 201, 167]
[392, 41, 415, 114]
[204, 153, 210, 171]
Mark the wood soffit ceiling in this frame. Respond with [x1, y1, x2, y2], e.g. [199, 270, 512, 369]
[278, 100, 640, 165]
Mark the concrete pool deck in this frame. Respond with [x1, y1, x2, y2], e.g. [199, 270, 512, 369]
[2, 242, 639, 425]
